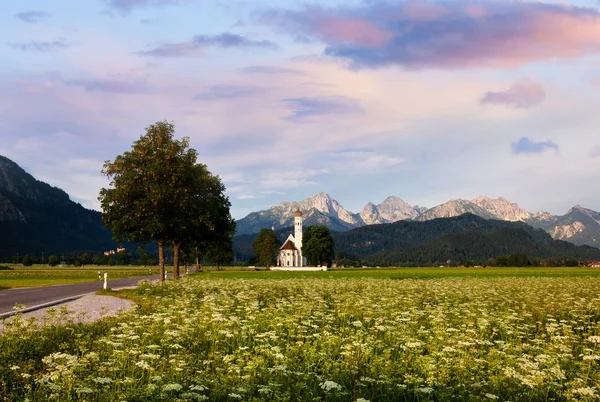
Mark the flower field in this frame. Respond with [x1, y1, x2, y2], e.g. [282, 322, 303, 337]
[3, 273, 600, 401]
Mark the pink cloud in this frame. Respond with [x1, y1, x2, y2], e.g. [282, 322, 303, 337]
[481, 79, 546, 109]
[264, 1, 600, 69]
[402, 1, 448, 21]
[317, 18, 395, 47]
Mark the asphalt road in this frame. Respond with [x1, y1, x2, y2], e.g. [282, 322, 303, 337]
[0, 274, 168, 316]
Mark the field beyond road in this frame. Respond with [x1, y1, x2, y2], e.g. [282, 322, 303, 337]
[3, 266, 600, 290]
[4, 268, 600, 400]
[0, 265, 159, 289]
[201, 266, 600, 279]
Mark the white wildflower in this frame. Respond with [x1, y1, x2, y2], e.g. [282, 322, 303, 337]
[75, 386, 93, 394]
[573, 387, 596, 397]
[162, 383, 183, 392]
[321, 380, 343, 392]
[135, 360, 152, 370]
[93, 377, 113, 385]
[190, 385, 208, 392]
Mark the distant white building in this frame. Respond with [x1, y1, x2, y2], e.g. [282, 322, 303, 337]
[277, 209, 307, 267]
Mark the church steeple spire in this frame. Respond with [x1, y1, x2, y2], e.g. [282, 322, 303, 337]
[294, 209, 303, 263]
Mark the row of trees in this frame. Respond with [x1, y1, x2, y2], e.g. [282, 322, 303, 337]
[99, 121, 235, 280]
[338, 252, 587, 268]
[251, 225, 335, 268]
[11, 248, 235, 268]
[14, 253, 130, 267]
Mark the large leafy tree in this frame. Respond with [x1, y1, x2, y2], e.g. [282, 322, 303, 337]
[173, 163, 235, 276]
[303, 225, 335, 267]
[252, 229, 280, 268]
[99, 120, 197, 282]
[205, 238, 234, 270]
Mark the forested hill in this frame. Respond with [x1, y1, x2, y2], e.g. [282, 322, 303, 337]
[0, 155, 117, 257]
[334, 214, 600, 264]
[234, 213, 600, 264]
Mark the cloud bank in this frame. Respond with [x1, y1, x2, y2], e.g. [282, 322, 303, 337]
[263, 1, 600, 69]
[66, 78, 149, 94]
[16, 11, 50, 23]
[238, 66, 302, 75]
[481, 79, 546, 109]
[9, 40, 68, 52]
[283, 96, 363, 121]
[140, 33, 277, 57]
[104, 0, 182, 15]
[194, 85, 261, 100]
[512, 137, 559, 155]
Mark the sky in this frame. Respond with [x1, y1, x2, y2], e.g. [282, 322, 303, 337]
[2, 0, 600, 220]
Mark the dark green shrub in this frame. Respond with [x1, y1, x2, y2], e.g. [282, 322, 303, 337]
[22, 254, 33, 267]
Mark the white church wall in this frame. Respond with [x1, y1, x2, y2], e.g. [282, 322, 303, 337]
[271, 267, 328, 271]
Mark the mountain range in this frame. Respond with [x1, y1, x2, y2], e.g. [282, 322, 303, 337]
[0, 155, 117, 258]
[1, 151, 598, 262]
[236, 192, 600, 248]
[233, 213, 600, 264]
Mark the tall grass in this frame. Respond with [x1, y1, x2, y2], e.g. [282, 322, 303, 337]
[3, 275, 600, 400]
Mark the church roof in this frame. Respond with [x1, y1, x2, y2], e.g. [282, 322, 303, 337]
[294, 209, 302, 217]
[280, 239, 298, 251]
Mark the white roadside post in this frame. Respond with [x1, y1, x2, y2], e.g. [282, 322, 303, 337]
[104, 272, 108, 290]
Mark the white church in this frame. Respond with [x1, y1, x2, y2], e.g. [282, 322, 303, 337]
[277, 209, 308, 267]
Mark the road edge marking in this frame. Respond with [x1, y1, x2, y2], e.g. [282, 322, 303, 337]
[0, 293, 91, 319]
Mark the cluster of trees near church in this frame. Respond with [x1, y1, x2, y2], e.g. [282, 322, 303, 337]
[251, 225, 335, 268]
[98, 121, 235, 280]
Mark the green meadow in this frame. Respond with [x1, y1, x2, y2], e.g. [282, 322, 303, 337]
[3, 268, 600, 400]
[0, 265, 159, 289]
[2, 265, 600, 290]
[202, 266, 600, 279]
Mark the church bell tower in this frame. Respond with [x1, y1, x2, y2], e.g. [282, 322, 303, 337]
[294, 209, 303, 252]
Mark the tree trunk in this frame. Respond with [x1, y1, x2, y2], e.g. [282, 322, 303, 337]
[217, 263, 221, 271]
[158, 241, 165, 283]
[195, 247, 202, 272]
[173, 242, 180, 279]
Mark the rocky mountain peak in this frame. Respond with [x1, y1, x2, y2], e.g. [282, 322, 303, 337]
[359, 195, 419, 225]
[470, 196, 532, 222]
[566, 205, 600, 225]
[304, 192, 339, 213]
[416, 198, 492, 221]
[570, 205, 595, 215]
[310, 192, 333, 201]
[529, 211, 557, 226]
